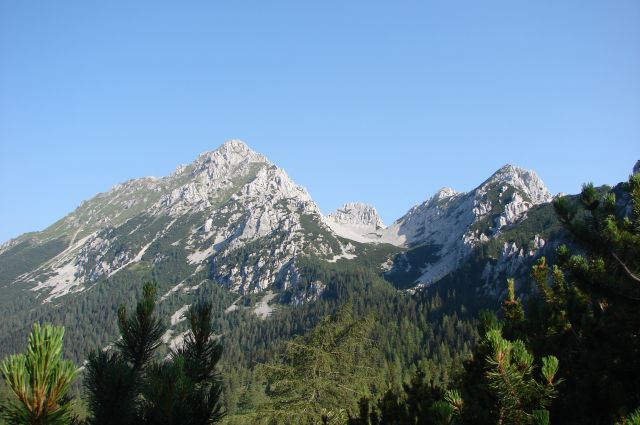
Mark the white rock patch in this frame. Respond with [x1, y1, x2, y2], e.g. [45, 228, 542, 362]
[253, 291, 277, 320]
[171, 305, 190, 326]
[187, 246, 214, 265]
[30, 261, 82, 302]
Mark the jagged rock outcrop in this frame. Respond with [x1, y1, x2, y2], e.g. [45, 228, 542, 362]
[480, 234, 548, 296]
[328, 202, 384, 228]
[325, 202, 385, 243]
[484, 164, 552, 204]
[382, 165, 552, 285]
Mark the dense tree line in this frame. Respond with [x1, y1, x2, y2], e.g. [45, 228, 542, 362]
[0, 256, 481, 424]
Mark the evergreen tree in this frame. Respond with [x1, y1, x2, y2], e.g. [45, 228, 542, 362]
[0, 323, 76, 425]
[615, 408, 640, 425]
[480, 328, 558, 424]
[501, 278, 525, 340]
[520, 174, 640, 423]
[83, 350, 138, 425]
[140, 301, 224, 425]
[84, 282, 164, 425]
[346, 365, 456, 425]
[84, 283, 224, 425]
[452, 310, 559, 425]
[259, 303, 379, 424]
[115, 283, 166, 372]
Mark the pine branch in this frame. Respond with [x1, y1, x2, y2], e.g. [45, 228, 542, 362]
[609, 250, 640, 285]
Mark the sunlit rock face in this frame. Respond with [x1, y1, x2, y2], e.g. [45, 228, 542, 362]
[380, 165, 552, 286]
[326, 202, 385, 243]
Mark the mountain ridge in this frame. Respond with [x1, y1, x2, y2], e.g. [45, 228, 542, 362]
[1, 141, 556, 301]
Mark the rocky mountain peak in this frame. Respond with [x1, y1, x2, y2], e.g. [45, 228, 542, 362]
[156, 141, 280, 214]
[484, 164, 552, 204]
[7, 140, 336, 300]
[378, 164, 556, 285]
[193, 139, 269, 171]
[431, 187, 458, 203]
[327, 202, 384, 229]
[133, 140, 266, 182]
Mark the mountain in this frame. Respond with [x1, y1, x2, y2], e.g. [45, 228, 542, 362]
[0, 140, 565, 363]
[322, 164, 557, 291]
[326, 202, 384, 243]
[381, 164, 554, 288]
[0, 140, 350, 302]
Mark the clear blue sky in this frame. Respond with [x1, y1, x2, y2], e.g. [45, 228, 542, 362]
[1, 1, 639, 243]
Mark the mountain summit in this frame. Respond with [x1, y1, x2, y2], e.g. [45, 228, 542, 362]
[485, 164, 552, 204]
[328, 202, 384, 229]
[379, 164, 552, 285]
[326, 202, 384, 243]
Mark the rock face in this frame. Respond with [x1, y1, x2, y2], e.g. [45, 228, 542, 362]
[326, 202, 384, 243]
[380, 165, 552, 285]
[485, 164, 552, 205]
[634, 160, 640, 175]
[155, 140, 273, 214]
[328, 202, 384, 228]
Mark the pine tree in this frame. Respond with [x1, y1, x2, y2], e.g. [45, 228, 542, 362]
[481, 328, 558, 424]
[115, 283, 166, 372]
[84, 282, 164, 425]
[451, 310, 559, 425]
[346, 365, 455, 425]
[523, 173, 640, 422]
[616, 408, 640, 425]
[84, 283, 224, 425]
[83, 350, 138, 425]
[501, 278, 525, 340]
[0, 323, 76, 425]
[259, 303, 378, 424]
[140, 301, 224, 425]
